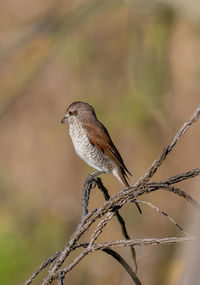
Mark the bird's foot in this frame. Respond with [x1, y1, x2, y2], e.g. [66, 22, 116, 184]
[84, 174, 96, 188]
[84, 171, 104, 188]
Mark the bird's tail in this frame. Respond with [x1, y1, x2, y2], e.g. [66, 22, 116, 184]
[117, 168, 142, 215]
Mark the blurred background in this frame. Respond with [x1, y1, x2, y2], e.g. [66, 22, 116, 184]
[0, 0, 200, 284]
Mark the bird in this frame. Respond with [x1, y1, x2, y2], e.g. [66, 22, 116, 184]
[61, 101, 141, 214]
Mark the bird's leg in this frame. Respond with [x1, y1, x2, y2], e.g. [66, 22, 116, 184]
[85, 170, 104, 187]
[89, 170, 104, 179]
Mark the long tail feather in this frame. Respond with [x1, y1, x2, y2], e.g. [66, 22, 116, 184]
[117, 168, 142, 215]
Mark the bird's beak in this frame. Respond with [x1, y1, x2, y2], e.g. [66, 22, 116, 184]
[61, 115, 69, 124]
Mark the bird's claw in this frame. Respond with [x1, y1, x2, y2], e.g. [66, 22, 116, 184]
[84, 174, 97, 189]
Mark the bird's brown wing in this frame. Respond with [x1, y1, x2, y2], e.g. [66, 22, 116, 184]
[82, 119, 131, 176]
[83, 120, 142, 214]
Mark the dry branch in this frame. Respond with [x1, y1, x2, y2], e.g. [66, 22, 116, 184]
[91, 236, 195, 249]
[96, 178, 138, 271]
[24, 106, 200, 285]
[135, 200, 189, 236]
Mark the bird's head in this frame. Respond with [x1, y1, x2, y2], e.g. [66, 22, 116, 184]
[61, 101, 96, 124]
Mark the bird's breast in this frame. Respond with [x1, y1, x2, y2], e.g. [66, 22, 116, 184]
[68, 121, 114, 172]
[69, 121, 91, 158]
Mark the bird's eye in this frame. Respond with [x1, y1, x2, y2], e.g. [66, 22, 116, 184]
[69, 111, 72, 116]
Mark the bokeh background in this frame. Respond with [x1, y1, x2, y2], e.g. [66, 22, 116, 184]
[0, 0, 200, 284]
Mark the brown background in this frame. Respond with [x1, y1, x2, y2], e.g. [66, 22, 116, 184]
[0, 1, 200, 284]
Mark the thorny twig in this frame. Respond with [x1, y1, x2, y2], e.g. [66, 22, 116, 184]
[24, 106, 200, 285]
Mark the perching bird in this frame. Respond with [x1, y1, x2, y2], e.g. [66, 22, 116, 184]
[61, 101, 141, 214]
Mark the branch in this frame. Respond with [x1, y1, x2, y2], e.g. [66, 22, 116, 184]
[24, 106, 200, 285]
[135, 200, 189, 236]
[92, 236, 195, 250]
[96, 177, 138, 272]
[48, 236, 193, 285]
[24, 252, 60, 285]
[102, 248, 141, 285]
[134, 107, 200, 187]
[159, 168, 200, 185]
[24, 235, 194, 285]
[146, 182, 200, 211]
